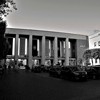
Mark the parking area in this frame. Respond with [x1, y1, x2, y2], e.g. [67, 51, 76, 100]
[0, 70, 100, 100]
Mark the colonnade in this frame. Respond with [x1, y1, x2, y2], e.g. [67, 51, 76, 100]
[8, 34, 70, 68]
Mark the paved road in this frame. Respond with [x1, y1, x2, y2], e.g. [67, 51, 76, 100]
[0, 70, 100, 100]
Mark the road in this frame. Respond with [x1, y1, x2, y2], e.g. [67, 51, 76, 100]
[0, 69, 100, 100]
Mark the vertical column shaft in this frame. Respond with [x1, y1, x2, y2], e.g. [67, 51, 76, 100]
[15, 34, 19, 61]
[54, 37, 58, 65]
[65, 38, 69, 66]
[39, 39, 42, 57]
[28, 35, 32, 68]
[41, 36, 45, 65]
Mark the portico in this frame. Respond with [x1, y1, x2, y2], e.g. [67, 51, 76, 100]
[5, 28, 88, 68]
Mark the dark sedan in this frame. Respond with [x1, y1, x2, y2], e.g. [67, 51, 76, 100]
[85, 66, 97, 79]
[49, 65, 62, 78]
[31, 65, 41, 73]
[60, 67, 88, 81]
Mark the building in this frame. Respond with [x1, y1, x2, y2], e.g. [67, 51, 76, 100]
[5, 28, 88, 68]
[89, 31, 100, 49]
[89, 31, 100, 65]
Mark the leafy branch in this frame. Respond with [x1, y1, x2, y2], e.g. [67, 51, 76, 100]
[0, 0, 17, 21]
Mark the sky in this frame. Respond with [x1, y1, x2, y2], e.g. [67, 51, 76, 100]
[5, 0, 100, 36]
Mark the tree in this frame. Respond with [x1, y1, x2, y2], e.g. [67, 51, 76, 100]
[0, 21, 9, 60]
[83, 48, 100, 66]
[0, 0, 17, 20]
[0, 0, 17, 60]
[92, 49, 100, 63]
[83, 49, 93, 66]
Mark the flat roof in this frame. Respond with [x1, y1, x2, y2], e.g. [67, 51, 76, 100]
[6, 28, 88, 40]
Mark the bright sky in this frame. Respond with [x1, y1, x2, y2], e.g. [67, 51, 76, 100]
[5, 0, 100, 35]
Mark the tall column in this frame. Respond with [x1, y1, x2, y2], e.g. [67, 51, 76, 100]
[41, 36, 45, 65]
[28, 35, 32, 68]
[12, 38, 15, 56]
[49, 40, 51, 57]
[25, 38, 28, 55]
[27, 38, 29, 65]
[45, 39, 49, 57]
[27, 38, 29, 57]
[39, 39, 42, 57]
[65, 38, 69, 66]
[37, 39, 40, 56]
[54, 37, 58, 65]
[15, 34, 19, 61]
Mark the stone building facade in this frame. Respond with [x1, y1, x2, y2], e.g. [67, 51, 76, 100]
[5, 28, 89, 68]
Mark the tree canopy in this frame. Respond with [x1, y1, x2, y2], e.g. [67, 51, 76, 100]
[0, 0, 17, 60]
[83, 48, 100, 66]
[0, 0, 17, 21]
[0, 21, 9, 60]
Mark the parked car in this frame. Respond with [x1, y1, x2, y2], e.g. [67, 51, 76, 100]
[49, 65, 62, 78]
[93, 66, 100, 79]
[32, 65, 41, 73]
[85, 66, 97, 79]
[60, 67, 88, 81]
[40, 65, 45, 72]
[60, 67, 70, 79]
[40, 65, 51, 72]
[43, 65, 51, 72]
